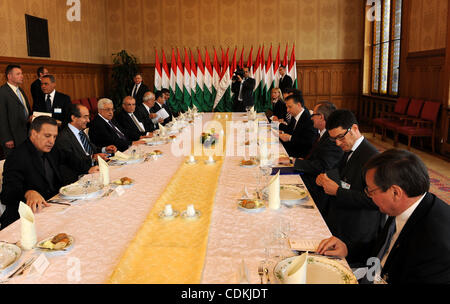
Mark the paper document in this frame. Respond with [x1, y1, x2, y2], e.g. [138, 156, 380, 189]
[289, 239, 322, 252]
[32, 112, 52, 121]
[156, 108, 170, 120]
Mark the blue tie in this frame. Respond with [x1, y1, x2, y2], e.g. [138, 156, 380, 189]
[377, 216, 397, 261]
[79, 130, 93, 155]
[16, 88, 29, 117]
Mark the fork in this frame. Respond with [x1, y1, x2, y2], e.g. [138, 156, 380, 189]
[258, 264, 264, 284]
[264, 267, 271, 284]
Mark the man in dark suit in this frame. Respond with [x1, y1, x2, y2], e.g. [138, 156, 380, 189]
[89, 98, 145, 152]
[315, 109, 383, 264]
[129, 73, 150, 105]
[151, 91, 173, 126]
[279, 102, 344, 215]
[55, 104, 117, 185]
[231, 67, 255, 112]
[278, 94, 318, 158]
[317, 149, 450, 284]
[278, 65, 293, 94]
[0, 65, 32, 156]
[136, 91, 163, 131]
[115, 96, 154, 141]
[0, 116, 97, 229]
[30, 66, 48, 107]
[33, 75, 71, 127]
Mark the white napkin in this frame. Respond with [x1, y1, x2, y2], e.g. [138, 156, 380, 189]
[284, 252, 308, 284]
[18, 202, 37, 250]
[158, 123, 167, 135]
[98, 156, 110, 186]
[268, 171, 280, 210]
[113, 151, 130, 160]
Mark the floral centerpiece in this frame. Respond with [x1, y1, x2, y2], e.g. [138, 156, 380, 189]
[201, 129, 219, 148]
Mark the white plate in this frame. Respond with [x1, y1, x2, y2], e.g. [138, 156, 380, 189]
[158, 210, 180, 220]
[181, 210, 201, 220]
[0, 242, 22, 273]
[274, 255, 357, 284]
[145, 139, 168, 146]
[280, 185, 308, 207]
[36, 235, 75, 256]
[109, 157, 145, 165]
[59, 183, 104, 200]
[237, 199, 265, 213]
[111, 179, 135, 189]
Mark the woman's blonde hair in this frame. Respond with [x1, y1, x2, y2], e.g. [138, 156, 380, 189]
[271, 87, 284, 102]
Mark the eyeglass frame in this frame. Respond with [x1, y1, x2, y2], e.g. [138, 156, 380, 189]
[364, 186, 382, 197]
[329, 127, 351, 142]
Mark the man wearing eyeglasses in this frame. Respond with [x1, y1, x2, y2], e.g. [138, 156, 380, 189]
[315, 109, 383, 265]
[317, 149, 450, 284]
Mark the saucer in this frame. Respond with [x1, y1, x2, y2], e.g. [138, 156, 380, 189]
[181, 210, 201, 220]
[158, 210, 180, 220]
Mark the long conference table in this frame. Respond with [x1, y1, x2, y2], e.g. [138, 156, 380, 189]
[0, 113, 345, 284]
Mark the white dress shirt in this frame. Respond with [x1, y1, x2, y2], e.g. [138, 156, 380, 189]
[347, 135, 364, 162]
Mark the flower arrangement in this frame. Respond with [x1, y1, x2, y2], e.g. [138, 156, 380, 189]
[201, 129, 219, 148]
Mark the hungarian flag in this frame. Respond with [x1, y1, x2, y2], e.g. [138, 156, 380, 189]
[183, 48, 191, 112]
[168, 48, 177, 112]
[273, 45, 281, 89]
[154, 49, 162, 92]
[253, 46, 262, 110]
[288, 44, 298, 89]
[175, 48, 184, 113]
[256, 45, 266, 112]
[263, 45, 274, 111]
[213, 48, 232, 112]
[190, 49, 198, 110]
[203, 48, 213, 112]
[282, 43, 288, 68]
[196, 49, 205, 112]
[161, 49, 170, 90]
[212, 48, 220, 111]
[238, 46, 244, 69]
[246, 46, 253, 76]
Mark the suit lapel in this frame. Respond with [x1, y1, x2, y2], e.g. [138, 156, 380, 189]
[5, 85, 27, 110]
[66, 127, 88, 157]
[340, 139, 365, 181]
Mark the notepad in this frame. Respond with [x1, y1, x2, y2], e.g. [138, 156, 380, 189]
[289, 239, 322, 252]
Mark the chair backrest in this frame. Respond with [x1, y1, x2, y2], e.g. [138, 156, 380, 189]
[394, 97, 410, 114]
[420, 101, 441, 122]
[72, 99, 81, 104]
[89, 97, 98, 113]
[80, 98, 92, 111]
[406, 99, 424, 117]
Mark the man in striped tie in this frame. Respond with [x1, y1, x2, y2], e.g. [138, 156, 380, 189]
[55, 104, 117, 184]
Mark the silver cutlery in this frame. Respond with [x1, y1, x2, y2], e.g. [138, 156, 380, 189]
[264, 267, 271, 284]
[258, 264, 264, 284]
[7, 257, 36, 279]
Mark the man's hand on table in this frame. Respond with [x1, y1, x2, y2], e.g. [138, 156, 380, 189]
[317, 236, 348, 258]
[25, 190, 50, 213]
[132, 140, 146, 146]
[88, 166, 99, 174]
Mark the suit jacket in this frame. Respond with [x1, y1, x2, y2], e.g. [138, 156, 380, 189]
[89, 114, 132, 152]
[279, 109, 318, 158]
[232, 77, 256, 112]
[129, 83, 150, 105]
[0, 139, 67, 229]
[376, 193, 450, 284]
[54, 126, 101, 185]
[32, 91, 71, 126]
[324, 138, 383, 264]
[30, 78, 44, 107]
[0, 84, 32, 155]
[135, 104, 157, 132]
[279, 75, 293, 93]
[272, 100, 288, 121]
[115, 110, 148, 141]
[151, 102, 173, 125]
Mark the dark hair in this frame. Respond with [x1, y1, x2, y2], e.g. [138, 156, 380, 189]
[68, 104, 86, 121]
[326, 109, 358, 131]
[316, 101, 337, 121]
[37, 66, 46, 77]
[134, 73, 142, 78]
[41, 74, 56, 83]
[279, 65, 286, 69]
[30, 116, 58, 132]
[364, 149, 430, 197]
[160, 88, 170, 95]
[284, 91, 305, 107]
[5, 64, 21, 79]
[155, 90, 163, 100]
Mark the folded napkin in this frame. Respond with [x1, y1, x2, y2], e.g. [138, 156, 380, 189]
[158, 123, 167, 135]
[18, 202, 37, 250]
[98, 156, 110, 186]
[268, 170, 280, 210]
[284, 252, 308, 284]
[113, 151, 131, 161]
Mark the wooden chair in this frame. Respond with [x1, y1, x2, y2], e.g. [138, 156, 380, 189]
[383, 98, 425, 139]
[372, 97, 410, 139]
[394, 101, 441, 153]
[72, 99, 81, 104]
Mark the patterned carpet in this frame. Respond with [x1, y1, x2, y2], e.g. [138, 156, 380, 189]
[370, 142, 450, 205]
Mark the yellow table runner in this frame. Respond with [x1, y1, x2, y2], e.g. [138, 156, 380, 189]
[108, 113, 230, 283]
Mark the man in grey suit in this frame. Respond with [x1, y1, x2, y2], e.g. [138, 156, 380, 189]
[0, 65, 32, 156]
